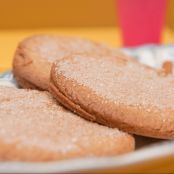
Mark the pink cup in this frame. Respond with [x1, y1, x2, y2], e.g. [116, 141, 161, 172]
[117, 0, 167, 46]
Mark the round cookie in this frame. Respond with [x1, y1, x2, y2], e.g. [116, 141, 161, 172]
[13, 35, 125, 90]
[50, 54, 174, 139]
[0, 86, 134, 161]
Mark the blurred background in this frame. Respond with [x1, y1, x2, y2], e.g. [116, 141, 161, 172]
[0, 0, 174, 71]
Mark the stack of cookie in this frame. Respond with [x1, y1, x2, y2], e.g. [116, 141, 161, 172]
[1, 35, 173, 161]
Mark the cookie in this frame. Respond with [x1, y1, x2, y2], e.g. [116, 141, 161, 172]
[50, 54, 174, 139]
[13, 35, 125, 90]
[0, 86, 134, 161]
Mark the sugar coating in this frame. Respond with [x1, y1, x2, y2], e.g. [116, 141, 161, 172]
[55, 55, 174, 110]
[0, 87, 124, 154]
[24, 35, 120, 62]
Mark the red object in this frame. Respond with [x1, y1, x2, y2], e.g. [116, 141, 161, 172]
[117, 0, 167, 46]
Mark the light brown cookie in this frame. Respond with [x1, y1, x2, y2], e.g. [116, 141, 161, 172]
[50, 54, 174, 139]
[13, 35, 125, 90]
[0, 86, 134, 161]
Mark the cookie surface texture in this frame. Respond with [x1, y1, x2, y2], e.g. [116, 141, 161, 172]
[0, 87, 134, 161]
[50, 54, 174, 139]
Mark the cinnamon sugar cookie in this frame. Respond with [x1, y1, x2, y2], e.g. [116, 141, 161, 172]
[50, 54, 174, 139]
[13, 35, 124, 90]
[0, 86, 134, 161]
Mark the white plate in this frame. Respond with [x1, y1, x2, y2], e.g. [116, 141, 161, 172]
[1, 45, 174, 173]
